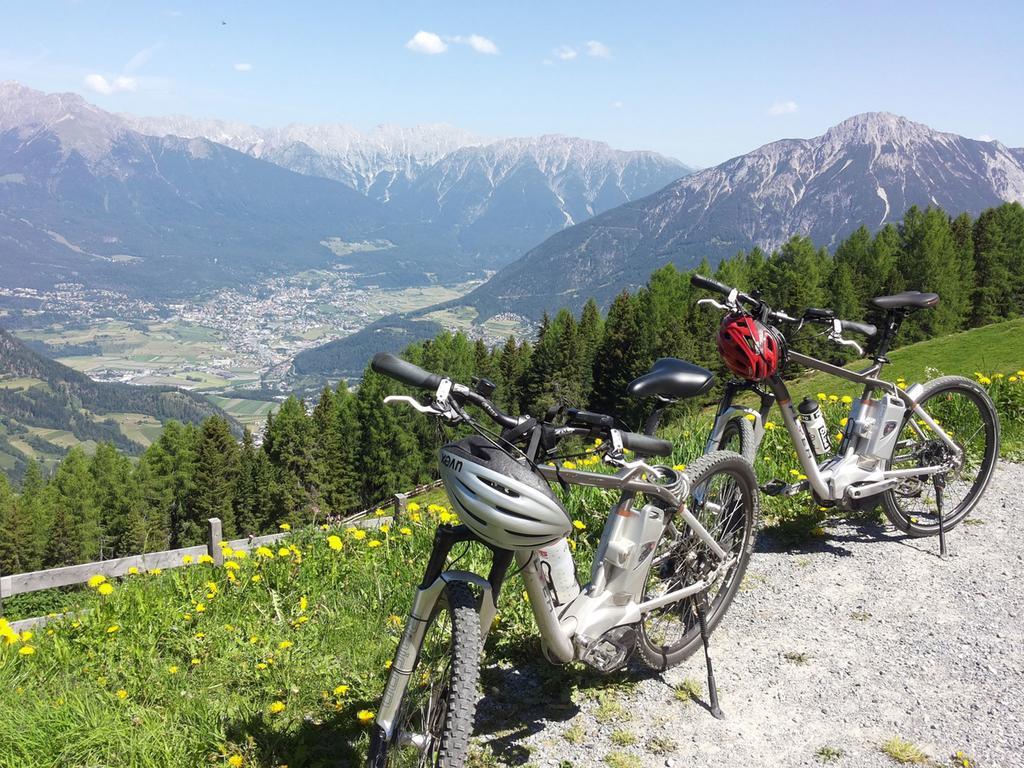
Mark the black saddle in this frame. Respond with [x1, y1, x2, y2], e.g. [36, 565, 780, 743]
[627, 358, 714, 401]
[871, 291, 940, 311]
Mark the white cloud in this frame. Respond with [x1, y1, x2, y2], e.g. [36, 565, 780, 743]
[585, 40, 611, 58]
[406, 30, 447, 55]
[451, 34, 499, 55]
[611, 100, 623, 109]
[234, 62, 253, 72]
[767, 100, 799, 116]
[83, 74, 138, 95]
[554, 45, 578, 60]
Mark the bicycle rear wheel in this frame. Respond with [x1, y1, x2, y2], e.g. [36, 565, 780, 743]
[637, 450, 757, 671]
[367, 582, 481, 768]
[882, 376, 999, 537]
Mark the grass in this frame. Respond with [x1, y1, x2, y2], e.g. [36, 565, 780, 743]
[815, 745, 845, 763]
[880, 737, 929, 764]
[673, 677, 703, 703]
[609, 729, 636, 746]
[603, 752, 641, 768]
[782, 650, 811, 665]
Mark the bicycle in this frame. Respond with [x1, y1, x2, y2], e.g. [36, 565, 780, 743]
[365, 352, 759, 767]
[692, 273, 1000, 556]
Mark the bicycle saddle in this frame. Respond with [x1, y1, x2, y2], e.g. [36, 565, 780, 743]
[871, 291, 940, 310]
[627, 358, 714, 400]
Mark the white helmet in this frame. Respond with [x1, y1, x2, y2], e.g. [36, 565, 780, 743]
[440, 436, 572, 550]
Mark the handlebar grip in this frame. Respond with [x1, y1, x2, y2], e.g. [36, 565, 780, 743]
[690, 273, 733, 297]
[839, 319, 877, 338]
[619, 431, 673, 458]
[371, 353, 443, 391]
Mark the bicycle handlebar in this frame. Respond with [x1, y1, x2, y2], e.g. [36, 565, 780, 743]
[838, 319, 877, 338]
[372, 353, 443, 391]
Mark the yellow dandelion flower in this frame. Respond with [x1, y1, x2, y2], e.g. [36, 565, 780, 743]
[191, 658, 201, 666]
[116, 689, 128, 700]
[352, 529, 367, 540]
[840, 417, 849, 427]
[672, 464, 687, 471]
[251, 574, 262, 583]
[277, 547, 290, 557]
[399, 527, 412, 536]
[256, 662, 267, 670]
[327, 535, 343, 551]
[333, 684, 349, 696]
[1010, 376, 1018, 382]
[107, 625, 120, 634]
[841, 395, 853, 404]
[572, 520, 586, 530]
[278, 640, 294, 650]
[299, 595, 308, 612]
[384, 659, 392, 670]
[19, 645, 36, 656]
[764, 422, 776, 430]
[87, 575, 107, 589]
[198, 554, 214, 564]
[374, 508, 386, 517]
[20, 631, 32, 642]
[168, 665, 179, 674]
[279, 523, 291, 531]
[183, 613, 192, 621]
[182, 555, 194, 565]
[97, 583, 114, 596]
[594, 437, 603, 447]
[195, 603, 206, 613]
[256, 546, 274, 558]
[744, 412, 757, 421]
[268, 701, 286, 714]
[563, 460, 577, 470]
[149, 568, 162, 575]
[367, 540, 383, 549]
[127, 566, 139, 575]
[357, 710, 375, 724]
[224, 560, 240, 571]
[834, 432, 843, 442]
[789, 469, 800, 476]
[828, 395, 839, 402]
[407, 501, 420, 512]
[387, 614, 402, 628]
[817, 392, 827, 401]
[410, 511, 422, 522]
[292, 616, 309, 627]
[195, 632, 206, 640]
[228, 756, 245, 768]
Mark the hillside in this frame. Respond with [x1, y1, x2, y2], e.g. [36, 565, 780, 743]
[459, 112, 1024, 320]
[0, 327, 231, 479]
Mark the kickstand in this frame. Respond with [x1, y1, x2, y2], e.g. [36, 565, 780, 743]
[934, 474, 948, 559]
[696, 594, 724, 720]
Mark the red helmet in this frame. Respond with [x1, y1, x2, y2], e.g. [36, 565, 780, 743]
[716, 312, 783, 381]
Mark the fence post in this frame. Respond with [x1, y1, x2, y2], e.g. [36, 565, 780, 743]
[0, 562, 4, 616]
[393, 492, 408, 521]
[207, 518, 224, 566]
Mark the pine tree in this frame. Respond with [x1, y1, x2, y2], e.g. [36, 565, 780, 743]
[354, 368, 423, 506]
[263, 396, 313, 525]
[48, 447, 100, 562]
[591, 291, 646, 426]
[186, 416, 239, 541]
[898, 207, 966, 340]
[0, 474, 37, 574]
[17, 460, 50, 569]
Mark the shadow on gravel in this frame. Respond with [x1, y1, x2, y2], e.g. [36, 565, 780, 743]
[474, 654, 662, 764]
[755, 515, 892, 556]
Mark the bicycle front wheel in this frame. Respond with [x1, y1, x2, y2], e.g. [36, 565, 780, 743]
[367, 582, 481, 768]
[637, 450, 758, 671]
[882, 376, 1000, 537]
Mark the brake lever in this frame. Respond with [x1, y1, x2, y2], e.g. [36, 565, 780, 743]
[382, 395, 445, 415]
[697, 298, 731, 312]
[829, 320, 864, 356]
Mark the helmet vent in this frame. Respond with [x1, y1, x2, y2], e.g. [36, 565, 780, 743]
[480, 477, 520, 497]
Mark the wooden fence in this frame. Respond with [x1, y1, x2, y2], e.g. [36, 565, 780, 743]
[0, 480, 445, 632]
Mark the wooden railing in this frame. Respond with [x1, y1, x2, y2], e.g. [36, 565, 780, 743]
[0, 480, 445, 631]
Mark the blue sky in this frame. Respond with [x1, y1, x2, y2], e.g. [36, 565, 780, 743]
[2, 0, 1022, 167]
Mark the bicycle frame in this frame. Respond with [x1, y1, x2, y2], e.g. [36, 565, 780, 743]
[375, 456, 739, 740]
[709, 350, 963, 505]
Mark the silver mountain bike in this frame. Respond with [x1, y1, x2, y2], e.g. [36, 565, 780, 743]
[694, 273, 1000, 556]
[366, 352, 758, 767]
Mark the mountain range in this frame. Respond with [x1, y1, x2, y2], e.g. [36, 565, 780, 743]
[456, 111, 1024, 319]
[294, 111, 1024, 376]
[0, 81, 689, 301]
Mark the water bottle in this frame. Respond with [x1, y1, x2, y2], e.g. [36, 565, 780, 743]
[798, 397, 832, 456]
[534, 538, 580, 605]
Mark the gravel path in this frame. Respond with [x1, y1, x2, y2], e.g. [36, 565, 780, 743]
[475, 462, 1024, 768]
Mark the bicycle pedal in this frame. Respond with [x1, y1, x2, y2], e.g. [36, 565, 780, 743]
[761, 479, 808, 497]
